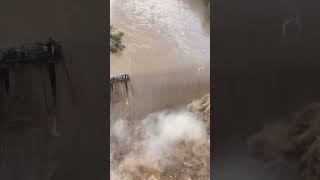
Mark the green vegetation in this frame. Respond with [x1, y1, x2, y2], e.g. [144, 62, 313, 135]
[110, 25, 125, 53]
[204, 0, 210, 16]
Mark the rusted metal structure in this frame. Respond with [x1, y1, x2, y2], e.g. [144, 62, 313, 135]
[0, 38, 62, 96]
[0, 38, 62, 64]
[110, 74, 129, 92]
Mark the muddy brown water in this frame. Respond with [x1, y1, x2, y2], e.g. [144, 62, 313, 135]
[110, 0, 210, 179]
[110, 0, 210, 120]
[214, 0, 320, 179]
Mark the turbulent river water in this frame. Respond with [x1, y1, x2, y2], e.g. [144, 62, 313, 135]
[110, 0, 210, 119]
[110, 0, 210, 179]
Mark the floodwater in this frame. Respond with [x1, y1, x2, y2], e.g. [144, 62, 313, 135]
[110, 0, 210, 119]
